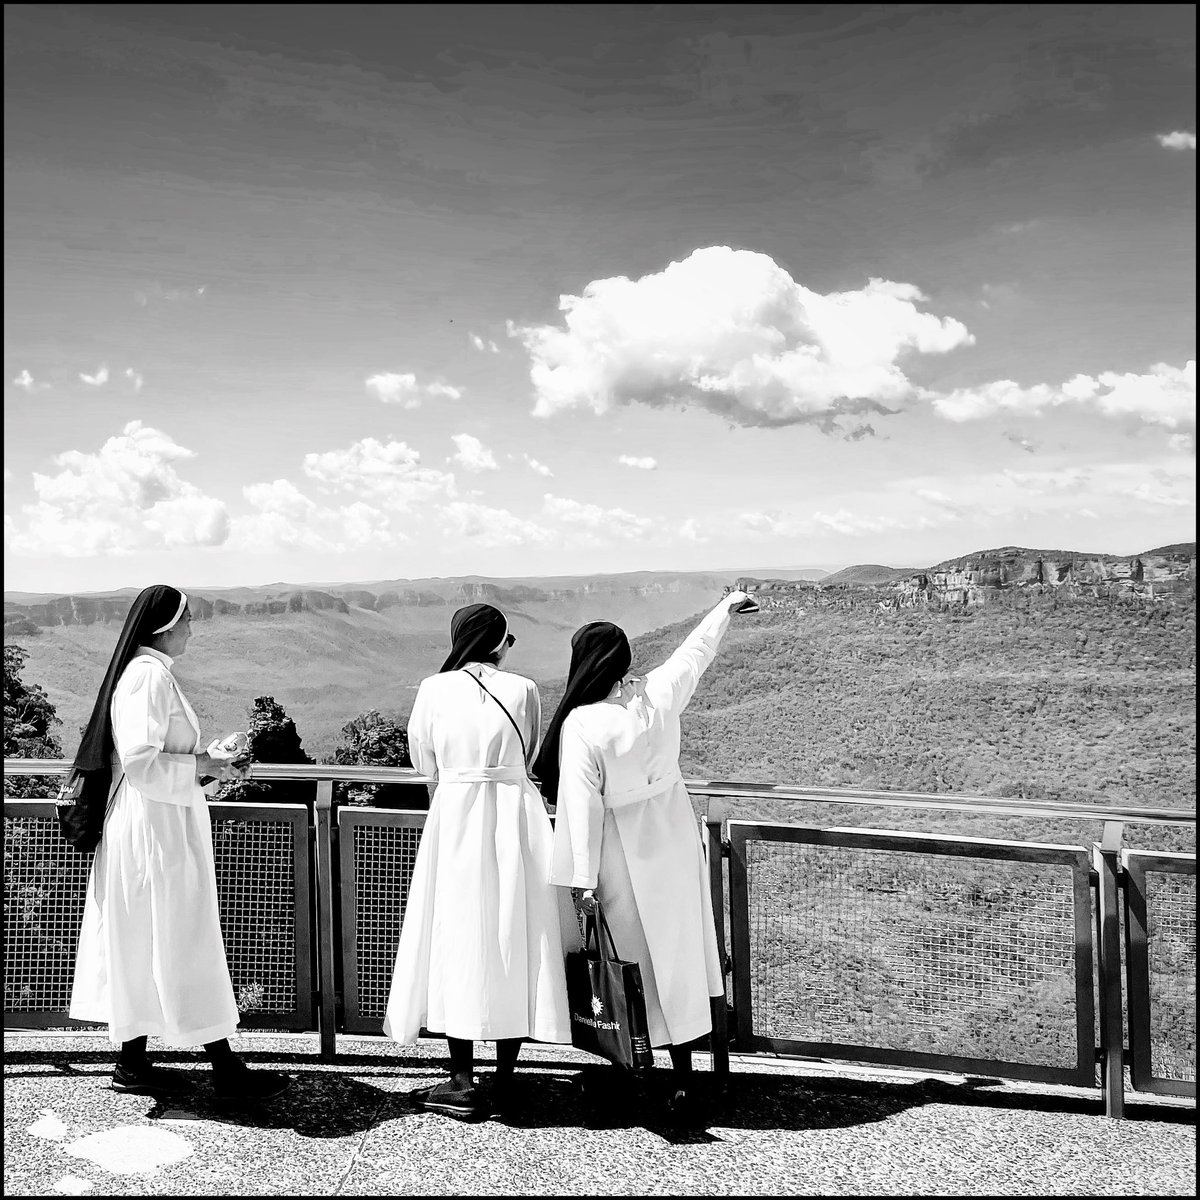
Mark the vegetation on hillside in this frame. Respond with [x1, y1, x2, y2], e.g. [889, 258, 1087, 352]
[3, 646, 64, 798]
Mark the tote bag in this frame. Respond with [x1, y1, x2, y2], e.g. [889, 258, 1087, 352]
[565, 902, 654, 1072]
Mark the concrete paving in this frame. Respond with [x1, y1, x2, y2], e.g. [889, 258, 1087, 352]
[4, 1032, 1195, 1196]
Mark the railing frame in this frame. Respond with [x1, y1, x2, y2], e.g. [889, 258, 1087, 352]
[4, 759, 1194, 1116]
[1121, 848, 1197, 1100]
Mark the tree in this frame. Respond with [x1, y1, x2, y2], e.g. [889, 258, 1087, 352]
[218, 695, 315, 808]
[333, 709, 429, 810]
[3, 645, 64, 797]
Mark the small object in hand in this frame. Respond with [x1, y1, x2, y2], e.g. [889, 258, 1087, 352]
[213, 731, 251, 765]
[733, 596, 760, 614]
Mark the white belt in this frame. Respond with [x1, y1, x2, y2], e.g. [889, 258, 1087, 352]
[436, 766, 529, 784]
[603, 770, 684, 810]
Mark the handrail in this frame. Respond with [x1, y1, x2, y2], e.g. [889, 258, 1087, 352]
[4, 758, 1194, 826]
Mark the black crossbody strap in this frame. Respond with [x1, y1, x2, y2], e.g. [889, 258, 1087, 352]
[460, 670, 527, 761]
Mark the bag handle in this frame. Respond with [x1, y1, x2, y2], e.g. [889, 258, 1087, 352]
[583, 901, 621, 964]
[460, 669, 527, 761]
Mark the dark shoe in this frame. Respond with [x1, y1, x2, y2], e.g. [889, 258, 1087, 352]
[212, 1062, 291, 1103]
[667, 1086, 708, 1129]
[112, 1062, 193, 1096]
[420, 1077, 488, 1121]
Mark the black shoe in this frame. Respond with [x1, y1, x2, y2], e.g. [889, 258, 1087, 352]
[420, 1077, 488, 1121]
[112, 1062, 193, 1096]
[666, 1086, 708, 1129]
[212, 1062, 291, 1103]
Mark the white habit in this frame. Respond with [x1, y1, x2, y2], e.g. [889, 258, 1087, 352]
[550, 600, 733, 1047]
[70, 648, 240, 1047]
[383, 664, 573, 1044]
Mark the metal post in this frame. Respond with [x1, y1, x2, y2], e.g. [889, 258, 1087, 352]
[313, 780, 338, 1060]
[705, 797, 730, 1083]
[1095, 820, 1125, 1118]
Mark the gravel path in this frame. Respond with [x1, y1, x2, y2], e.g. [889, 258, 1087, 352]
[4, 1034, 1194, 1196]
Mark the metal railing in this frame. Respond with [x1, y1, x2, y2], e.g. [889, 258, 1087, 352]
[4, 759, 1194, 1119]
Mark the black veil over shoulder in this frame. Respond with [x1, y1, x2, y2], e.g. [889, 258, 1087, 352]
[533, 621, 631, 802]
[439, 603, 510, 672]
[72, 584, 188, 774]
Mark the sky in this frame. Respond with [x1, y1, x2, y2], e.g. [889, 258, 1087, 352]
[3, 2, 1195, 594]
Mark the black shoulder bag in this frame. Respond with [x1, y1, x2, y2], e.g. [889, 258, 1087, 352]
[460, 669, 527, 760]
[56, 767, 125, 854]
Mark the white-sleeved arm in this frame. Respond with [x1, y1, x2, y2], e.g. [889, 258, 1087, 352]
[644, 598, 734, 715]
[112, 664, 198, 806]
[406, 680, 438, 780]
[549, 716, 605, 889]
[525, 680, 542, 768]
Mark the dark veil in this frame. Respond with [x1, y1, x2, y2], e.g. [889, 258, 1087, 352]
[439, 603, 510, 672]
[533, 621, 631, 802]
[72, 584, 188, 774]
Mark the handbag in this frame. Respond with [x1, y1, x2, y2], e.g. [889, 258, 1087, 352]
[55, 767, 125, 854]
[565, 901, 654, 1072]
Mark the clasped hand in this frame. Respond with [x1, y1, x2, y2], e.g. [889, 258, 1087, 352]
[197, 744, 249, 784]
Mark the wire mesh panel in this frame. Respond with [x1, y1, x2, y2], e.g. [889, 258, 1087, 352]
[1123, 851, 1196, 1097]
[3, 804, 94, 1023]
[338, 809, 426, 1033]
[728, 822, 1096, 1086]
[208, 803, 312, 1029]
[3, 800, 311, 1030]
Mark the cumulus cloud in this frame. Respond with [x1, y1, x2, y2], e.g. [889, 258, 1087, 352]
[79, 365, 109, 387]
[931, 361, 1196, 428]
[450, 434, 498, 473]
[677, 518, 707, 542]
[124, 368, 144, 392]
[617, 455, 658, 470]
[365, 372, 463, 407]
[1167, 433, 1195, 454]
[230, 479, 404, 553]
[1156, 131, 1196, 150]
[543, 494, 653, 539]
[303, 438, 457, 508]
[12, 369, 41, 392]
[1003, 431, 1038, 453]
[511, 246, 973, 431]
[6, 420, 229, 556]
[521, 454, 553, 477]
[441, 501, 554, 547]
[470, 333, 500, 354]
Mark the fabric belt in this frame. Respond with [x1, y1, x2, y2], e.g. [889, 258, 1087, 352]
[436, 766, 529, 784]
[603, 770, 685, 810]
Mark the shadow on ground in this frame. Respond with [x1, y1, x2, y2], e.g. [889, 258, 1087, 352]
[4, 1047, 1192, 1150]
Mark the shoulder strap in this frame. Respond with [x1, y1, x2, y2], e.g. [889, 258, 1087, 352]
[460, 670, 527, 760]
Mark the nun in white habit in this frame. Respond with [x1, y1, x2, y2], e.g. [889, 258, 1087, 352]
[535, 591, 753, 1121]
[68, 584, 289, 1101]
[384, 603, 573, 1120]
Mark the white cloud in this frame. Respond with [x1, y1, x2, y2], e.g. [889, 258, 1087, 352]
[1167, 433, 1195, 454]
[134, 284, 207, 306]
[6, 421, 229, 556]
[511, 246, 973, 430]
[996, 220, 1042, 235]
[678, 518, 707, 542]
[365, 372, 463, 407]
[522, 454, 553, 477]
[470, 333, 500, 354]
[440, 501, 553, 547]
[303, 438, 456, 508]
[124, 368, 144, 392]
[617, 455, 658, 470]
[12, 369, 39, 391]
[1156, 131, 1196, 151]
[450, 433, 498, 473]
[79, 365, 109, 387]
[931, 361, 1196, 428]
[231, 479, 405, 553]
[543, 494, 653, 539]
[4, 467, 12, 483]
